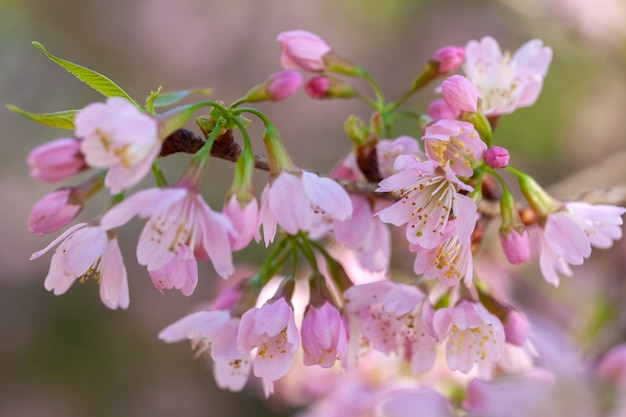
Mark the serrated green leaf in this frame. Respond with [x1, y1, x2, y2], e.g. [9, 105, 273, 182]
[6, 105, 77, 130]
[32, 41, 139, 107]
[152, 88, 213, 108]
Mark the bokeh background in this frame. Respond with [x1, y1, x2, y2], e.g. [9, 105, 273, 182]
[1, 0, 626, 416]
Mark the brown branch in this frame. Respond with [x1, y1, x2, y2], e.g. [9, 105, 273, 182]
[161, 128, 626, 209]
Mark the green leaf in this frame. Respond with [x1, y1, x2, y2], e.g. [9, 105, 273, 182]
[32, 41, 139, 107]
[6, 105, 77, 130]
[147, 88, 213, 111]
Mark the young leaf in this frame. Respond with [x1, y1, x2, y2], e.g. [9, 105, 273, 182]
[146, 87, 214, 114]
[6, 105, 77, 130]
[153, 88, 213, 108]
[32, 41, 139, 107]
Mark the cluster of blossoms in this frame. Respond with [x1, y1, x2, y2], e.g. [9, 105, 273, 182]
[19, 30, 625, 414]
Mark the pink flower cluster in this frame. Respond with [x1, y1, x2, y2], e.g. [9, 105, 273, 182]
[22, 28, 626, 417]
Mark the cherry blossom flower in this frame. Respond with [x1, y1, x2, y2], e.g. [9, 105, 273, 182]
[277, 30, 332, 72]
[27, 138, 87, 183]
[75, 97, 161, 194]
[376, 157, 476, 250]
[258, 170, 352, 245]
[499, 227, 531, 265]
[237, 297, 300, 397]
[100, 185, 235, 295]
[463, 36, 552, 117]
[421, 119, 486, 177]
[301, 301, 348, 368]
[433, 301, 505, 373]
[331, 154, 391, 272]
[376, 136, 424, 179]
[343, 281, 438, 371]
[30, 222, 129, 309]
[411, 219, 474, 287]
[159, 310, 251, 391]
[28, 188, 82, 235]
[532, 202, 625, 286]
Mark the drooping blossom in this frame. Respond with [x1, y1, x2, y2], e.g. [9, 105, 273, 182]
[277, 30, 332, 72]
[223, 194, 259, 251]
[463, 36, 553, 116]
[440, 75, 481, 114]
[343, 281, 438, 371]
[376, 157, 476, 250]
[301, 301, 348, 368]
[27, 137, 87, 183]
[237, 297, 300, 397]
[75, 97, 161, 194]
[411, 219, 474, 287]
[101, 185, 235, 295]
[159, 310, 251, 391]
[422, 119, 486, 177]
[532, 202, 625, 286]
[258, 170, 352, 245]
[433, 301, 505, 373]
[28, 188, 82, 235]
[331, 154, 391, 272]
[30, 222, 129, 309]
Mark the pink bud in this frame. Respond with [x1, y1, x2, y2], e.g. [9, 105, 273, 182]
[27, 138, 87, 183]
[503, 310, 531, 346]
[485, 146, 510, 169]
[499, 228, 531, 265]
[304, 76, 331, 98]
[267, 70, 302, 101]
[301, 301, 347, 368]
[426, 98, 461, 120]
[223, 194, 259, 251]
[432, 46, 465, 74]
[28, 189, 82, 235]
[277, 30, 332, 72]
[441, 75, 480, 113]
[304, 76, 356, 99]
[596, 344, 626, 389]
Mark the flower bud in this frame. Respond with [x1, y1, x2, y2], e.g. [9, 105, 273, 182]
[28, 188, 83, 235]
[301, 301, 348, 368]
[485, 146, 510, 169]
[596, 344, 626, 389]
[499, 228, 531, 265]
[503, 309, 531, 346]
[441, 75, 480, 113]
[304, 76, 356, 99]
[27, 138, 87, 183]
[499, 188, 531, 264]
[244, 70, 302, 103]
[277, 30, 332, 72]
[432, 46, 465, 74]
[426, 98, 461, 121]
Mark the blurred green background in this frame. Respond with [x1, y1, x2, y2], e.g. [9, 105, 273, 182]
[1, 0, 626, 416]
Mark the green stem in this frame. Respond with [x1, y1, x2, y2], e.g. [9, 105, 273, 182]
[151, 158, 168, 187]
[295, 234, 320, 272]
